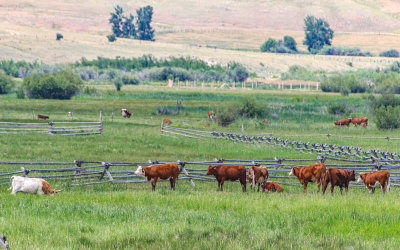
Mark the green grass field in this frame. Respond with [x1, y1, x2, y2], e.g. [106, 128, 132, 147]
[1, 87, 400, 249]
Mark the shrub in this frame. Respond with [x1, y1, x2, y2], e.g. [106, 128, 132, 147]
[16, 87, 25, 99]
[260, 38, 277, 52]
[281, 65, 327, 82]
[238, 97, 268, 118]
[375, 105, 400, 129]
[82, 86, 98, 96]
[114, 78, 123, 91]
[56, 33, 63, 41]
[328, 103, 350, 115]
[107, 34, 116, 42]
[121, 75, 140, 85]
[380, 49, 399, 58]
[283, 36, 297, 51]
[321, 74, 367, 93]
[0, 71, 15, 94]
[23, 71, 83, 99]
[368, 94, 400, 112]
[318, 46, 373, 57]
[216, 105, 239, 126]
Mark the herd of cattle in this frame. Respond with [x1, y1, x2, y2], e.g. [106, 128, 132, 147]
[334, 117, 368, 127]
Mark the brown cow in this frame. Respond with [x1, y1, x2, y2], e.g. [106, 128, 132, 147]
[208, 111, 216, 122]
[264, 182, 283, 193]
[121, 109, 132, 118]
[204, 123, 210, 127]
[334, 118, 351, 126]
[207, 165, 246, 192]
[37, 114, 49, 120]
[134, 163, 180, 191]
[162, 118, 172, 125]
[357, 170, 390, 194]
[289, 163, 326, 193]
[248, 166, 268, 192]
[351, 117, 368, 127]
[262, 120, 271, 124]
[322, 169, 355, 195]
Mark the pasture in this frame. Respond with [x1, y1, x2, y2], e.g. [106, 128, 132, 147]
[1, 87, 400, 249]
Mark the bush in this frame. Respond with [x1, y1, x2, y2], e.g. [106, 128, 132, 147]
[56, 33, 63, 41]
[318, 46, 373, 57]
[260, 39, 277, 52]
[281, 65, 327, 82]
[380, 49, 399, 58]
[114, 78, 123, 91]
[328, 103, 350, 115]
[321, 74, 368, 93]
[368, 94, 400, 112]
[283, 36, 297, 51]
[107, 34, 116, 42]
[216, 105, 239, 126]
[121, 75, 140, 85]
[238, 97, 268, 118]
[23, 71, 83, 99]
[16, 87, 25, 99]
[0, 71, 15, 94]
[375, 105, 400, 129]
[82, 86, 98, 96]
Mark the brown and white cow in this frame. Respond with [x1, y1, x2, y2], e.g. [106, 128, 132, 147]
[67, 112, 73, 117]
[351, 117, 368, 127]
[334, 118, 351, 126]
[134, 163, 179, 191]
[121, 109, 132, 118]
[357, 170, 390, 194]
[322, 169, 355, 195]
[248, 166, 268, 192]
[289, 163, 326, 193]
[37, 114, 49, 120]
[206, 165, 246, 192]
[264, 182, 283, 193]
[8, 176, 63, 195]
[208, 111, 216, 122]
[162, 118, 172, 125]
[0, 234, 8, 250]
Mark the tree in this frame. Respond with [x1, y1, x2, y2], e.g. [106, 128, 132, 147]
[136, 6, 155, 41]
[109, 5, 124, 38]
[303, 15, 334, 52]
[380, 49, 399, 58]
[283, 36, 297, 51]
[121, 14, 136, 38]
[0, 71, 15, 94]
[56, 33, 63, 41]
[260, 38, 277, 52]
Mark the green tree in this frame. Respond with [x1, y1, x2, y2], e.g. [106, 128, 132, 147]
[121, 14, 136, 38]
[283, 36, 297, 51]
[0, 71, 15, 94]
[303, 15, 334, 52]
[260, 38, 277, 52]
[109, 5, 124, 38]
[136, 6, 155, 41]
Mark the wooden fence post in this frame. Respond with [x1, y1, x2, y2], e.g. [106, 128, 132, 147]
[100, 162, 114, 183]
[99, 110, 103, 134]
[48, 122, 54, 135]
[178, 160, 195, 187]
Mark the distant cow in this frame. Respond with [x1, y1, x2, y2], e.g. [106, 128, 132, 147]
[262, 120, 271, 124]
[0, 234, 9, 250]
[162, 118, 172, 125]
[289, 163, 326, 193]
[264, 182, 283, 193]
[208, 111, 216, 122]
[134, 163, 179, 191]
[204, 123, 210, 127]
[37, 114, 49, 120]
[207, 165, 246, 192]
[322, 169, 355, 195]
[334, 118, 351, 126]
[248, 166, 268, 192]
[357, 170, 390, 194]
[121, 109, 132, 118]
[351, 117, 368, 127]
[67, 112, 72, 117]
[8, 176, 63, 195]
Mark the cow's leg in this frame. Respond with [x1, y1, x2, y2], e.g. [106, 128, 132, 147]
[169, 178, 174, 191]
[220, 178, 225, 192]
[330, 181, 335, 195]
[152, 177, 158, 191]
[303, 182, 308, 193]
[257, 183, 260, 192]
[217, 181, 221, 191]
[240, 178, 246, 192]
[381, 181, 386, 193]
[340, 186, 343, 195]
[322, 179, 329, 195]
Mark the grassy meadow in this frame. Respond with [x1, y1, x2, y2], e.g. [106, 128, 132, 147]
[1, 87, 400, 249]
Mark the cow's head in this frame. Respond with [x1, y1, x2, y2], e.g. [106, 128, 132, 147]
[348, 170, 356, 181]
[357, 173, 366, 183]
[134, 166, 146, 177]
[334, 121, 338, 125]
[0, 235, 9, 250]
[289, 167, 298, 176]
[206, 165, 217, 175]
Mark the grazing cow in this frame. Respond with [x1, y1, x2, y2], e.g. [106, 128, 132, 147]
[289, 163, 326, 193]
[67, 112, 72, 117]
[248, 166, 268, 192]
[357, 170, 390, 194]
[206, 165, 246, 192]
[134, 163, 179, 191]
[121, 109, 132, 118]
[8, 176, 63, 195]
[322, 169, 355, 195]
[334, 118, 351, 126]
[264, 182, 283, 193]
[0, 234, 9, 250]
[262, 120, 271, 124]
[208, 111, 216, 122]
[204, 123, 210, 127]
[162, 118, 172, 125]
[351, 117, 368, 127]
[37, 114, 49, 120]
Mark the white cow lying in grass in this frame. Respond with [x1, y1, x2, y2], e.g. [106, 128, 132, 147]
[0, 234, 9, 250]
[8, 176, 63, 195]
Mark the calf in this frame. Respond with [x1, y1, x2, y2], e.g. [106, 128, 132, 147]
[162, 118, 172, 125]
[121, 109, 132, 118]
[134, 163, 179, 191]
[37, 114, 49, 120]
[8, 176, 63, 195]
[0, 234, 9, 250]
[248, 166, 268, 192]
[334, 118, 351, 126]
[264, 182, 283, 193]
[351, 117, 368, 127]
[262, 120, 271, 124]
[204, 123, 210, 127]
[207, 165, 246, 192]
[322, 169, 355, 195]
[289, 163, 326, 193]
[357, 170, 390, 194]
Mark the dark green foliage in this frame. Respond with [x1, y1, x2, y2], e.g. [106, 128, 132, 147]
[56, 33, 63, 41]
[321, 75, 368, 93]
[303, 15, 334, 52]
[237, 97, 268, 118]
[216, 105, 239, 126]
[375, 73, 400, 94]
[375, 105, 400, 129]
[22, 71, 83, 99]
[368, 94, 400, 112]
[107, 34, 116, 42]
[232, 66, 249, 82]
[260, 37, 297, 53]
[283, 36, 297, 51]
[380, 49, 399, 58]
[318, 46, 373, 57]
[0, 60, 41, 78]
[121, 75, 140, 85]
[0, 71, 15, 94]
[114, 78, 123, 91]
[109, 5, 136, 39]
[260, 38, 277, 52]
[136, 6, 155, 41]
[16, 87, 25, 99]
[328, 103, 350, 115]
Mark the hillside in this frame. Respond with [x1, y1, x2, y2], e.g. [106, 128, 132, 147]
[1, 0, 400, 76]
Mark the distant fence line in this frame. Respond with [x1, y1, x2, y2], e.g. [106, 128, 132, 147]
[161, 126, 400, 161]
[0, 112, 103, 136]
[0, 157, 399, 188]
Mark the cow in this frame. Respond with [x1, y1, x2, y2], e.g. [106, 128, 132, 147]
[357, 170, 390, 194]
[162, 118, 172, 125]
[204, 123, 210, 127]
[262, 120, 271, 124]
[0, 234, 9, 250]
[248, 166, 268, 192]
[67, 112, 72, 117]
[121, 109, 132, 118]
[334, 118, 351, 126]
[208, 111, 216, 122]
[8, 176, 63, 195]
[37, 114, 49, 120]
[134, 163, 179, 191]
[206, 165, 246, 192]
[264, 182, 283, 193]
[322, 169, 355, 195]
[351, 117, 368, 127]
[289, 163, 326, 193]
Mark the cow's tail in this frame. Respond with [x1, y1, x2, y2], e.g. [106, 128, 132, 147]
[252, 168, 255, 189]
[387, 174, 391, 193]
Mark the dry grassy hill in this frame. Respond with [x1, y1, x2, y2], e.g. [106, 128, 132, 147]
[1, 0, 400, 76]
